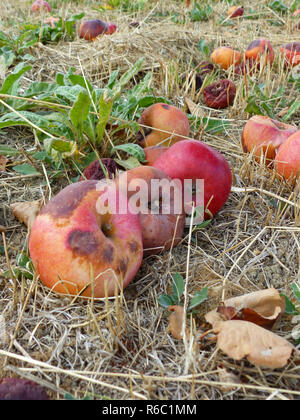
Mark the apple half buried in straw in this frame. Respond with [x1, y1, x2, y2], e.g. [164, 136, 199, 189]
[241, 115, 298, 164]
[153, 139, 232, 220]
[29, 180, 143, 298]
[114, 166, 185, 256]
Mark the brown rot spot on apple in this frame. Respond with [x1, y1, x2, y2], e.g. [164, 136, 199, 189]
[67, 229, 99, 256]
[203, 79, 236, 109]
[79, 158, 119, 181]
[129, 240, 139, 253]
[103, 244, 114, 263]
[118, 257, 128, 274]
[161, 104, 170, 110]
[40, 181, 98, 219]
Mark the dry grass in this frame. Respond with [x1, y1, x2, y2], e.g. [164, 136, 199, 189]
[0, 0, 300, 400]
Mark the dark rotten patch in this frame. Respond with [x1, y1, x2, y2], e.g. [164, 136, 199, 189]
[67, 229, 99, 256]
[40, 181, 98, 219]
[161, 104, 170, 110]
[103, 244, 114, 263]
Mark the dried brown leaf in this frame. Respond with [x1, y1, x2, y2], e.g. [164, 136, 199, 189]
[0, 155, 7, 172]
[184, 97, 206, 118]
[168, 305, 189, 340]
[10, 200, 43, 230]
[206, 288, 285, 329]
[215, 320, 295, 368]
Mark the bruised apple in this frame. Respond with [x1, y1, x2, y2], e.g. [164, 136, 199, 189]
[153, 139, 232, 220]
[114, 166, 185, 256]
[241, 115, 297, 163]
[227, 5, 244, 18]
[137, 103, 190, 148]
[275, 131, 300, 180]
[203, 79, 236, 109]
[79, 158, 120, 181]
[79, 19, 117, 40]
[29, 180, 143, 298]
[210, 46, 241, 70]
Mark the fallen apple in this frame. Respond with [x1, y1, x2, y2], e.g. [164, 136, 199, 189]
[241, 115, 297, 163]
[114, 166, 185, 256]
[227, 5, 244, 18]
[245, 38, 274, 67]
[143, 146, 168, 166]
[153, 139, 232, 220]
[31, 0, 51, 13]
[0, 378, 49, 400]
[274, 130, 300, 180]
[79, 158, 120, 181]
[79, 19, 117, 41]
[210, 46, 241, 70]
[29, 180, 143, 298]
[203, 79, 236, 109]
[137, 103, 190, 148]
[280, 42, 300, 67]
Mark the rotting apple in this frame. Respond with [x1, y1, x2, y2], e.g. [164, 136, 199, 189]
[241, 115, 298, 163]
[153, 139, 232, 220]
[245, 39, 274, 67]
[210, 46, 241, 70]
[114, 166, 185, 256]
[136, 103, 190, 148]
[31, 0, 51, 13]
[29, 180, 143, 298]
[280, 42, 300, 67]
[203, 79, 236, 109]
[0, 378, 49, 401]
[227, 5, 244, 18]
[274, 130, 300, 180]
[79, 158, 120, 181]
[79, 19, 117, 40]
[143, 146, 168, 166]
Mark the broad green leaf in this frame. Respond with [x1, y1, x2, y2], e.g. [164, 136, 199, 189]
[281, 294, 299, 315]
[114, 156, 141, 170]
[51, 139, 75, 153]
[0, 144, 20, 156]
[13, 164, 40, 175]
[112, 143, 146, 162]
[96, 93, 113, 143]
[188, 287, 208, 311]
[24, 81, 58, 97]
[172, 272, 185, 301]
[158, 294, 177, 308]
[67, 74, 94, 94]
[69, 90, 91, 133]
[111, 57, 144, 97]
[0, 62, 31, 95]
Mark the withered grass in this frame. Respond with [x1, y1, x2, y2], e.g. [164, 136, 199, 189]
[0, 0, 299, 400]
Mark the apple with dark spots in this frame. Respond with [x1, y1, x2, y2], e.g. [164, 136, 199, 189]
[114, 166, 185, 256]
[280, 42, 300, 67]
[79, 158, 120, 181]
[29, 180, 143, 298]
[275, 130, 300, 180]
[79, 19, 117, 41]
[153, 139, 232, 220]
[0, 378, 49, 400]
[137, 103, 190, 148]
[241, 115, 297, 164]
[245, 39, 274, 67]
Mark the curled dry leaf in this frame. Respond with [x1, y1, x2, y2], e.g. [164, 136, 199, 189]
[168, 305, 189, 340]
[217, 366, 242, 391]
[205, 288, 285, 329]
[10, 200, 43, 230]
[215, 320, 295, 368]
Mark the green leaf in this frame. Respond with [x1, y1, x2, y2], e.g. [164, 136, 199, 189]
[114, 156, 141, 170]
[282, 99, 300, 122]
[172, 272, 185, 301]
[291, 282, 300, 305]
[0, 62, 32, 95]
[51, 139, 75, 153]
[281, 294, 299, 315]
[69, 89, 91, 135]
[188, 287, 208, 311]
[198, 39, 210, 57]
[112, 143, 146, 162]
[158, 294, 177, 308]
[13, 164, 40, 175]
[0, 144, 20, 156]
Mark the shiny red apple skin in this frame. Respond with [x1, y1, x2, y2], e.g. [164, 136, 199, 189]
[153, 139, 232, 219]
[29, 180, 143, 298]
[275, 130, 300, 180]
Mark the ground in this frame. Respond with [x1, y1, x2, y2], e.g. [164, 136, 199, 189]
[0, 0, 299, 401]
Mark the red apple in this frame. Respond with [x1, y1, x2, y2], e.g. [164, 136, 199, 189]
[241, 115, 298, 163]
[79, 19, 117, 41]
[245, 39, 274, 67]
[31, 0, 51, 13]
[227, 5, 244, 18]
[143, 146, 168, 166]
[79, 158, 120, 181]
[153, 139, 232, 220]
[275, 131, 300, 180]
[0, 378, 49, 400]
[280, 42, 300, 67]
[137, 103, 190, 148]
[29, 180, 143, 298]
[114, 166, 185, 256]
